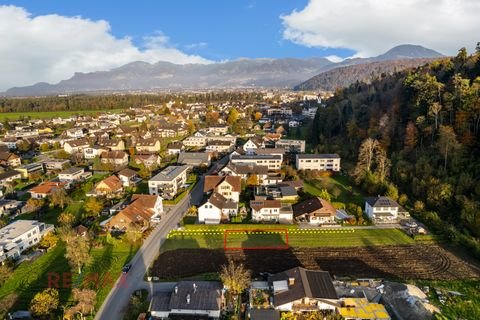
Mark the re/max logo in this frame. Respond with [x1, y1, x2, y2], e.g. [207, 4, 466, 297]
[47, 272, 128, 289]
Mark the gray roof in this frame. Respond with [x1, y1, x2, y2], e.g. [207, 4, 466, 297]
[0, 170, 22, 180]
[279, 185, 297, 197]
[231, 154, 282, 161]
[178, 152, 209, 165]
[296, 154, 340, 159]
[268, 267, 337, 307]
[250, 309, 280, 320]
[59, 166, 84, 175]
[365, 196, 399, 208]
[169, 281, 222, 311]
[150, 165, 189, 182]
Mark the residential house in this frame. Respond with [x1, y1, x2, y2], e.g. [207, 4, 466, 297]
[0, 138, 19, 150]
[94, 175, 123, 196]
[268, 267, 338, 312]
[231, 154, 282, 170]
[257, 184, 299, 202]
[136, 138, 161, 153]
[364, 196, 402, 223]
[0, 220, 54, 262]
[100, 151, 129, 168]
[0, 152, 21, 167]
[275, 139, 306, 153]
[102, 139, 125, 151]
[58, 167, 91, 183]
[182, 135, 207, 148]
[206, 140, 235, 153]
[149, 281, 223, 319]
[134, 153, 161, 168]
[207, 125, 229, 136]
[296, 154, 341, 171]
[250, 197, 293, 222]
[204, 175, 241, 202]
[198, 192, 238, 224]
[0, 170, 22, 186]
[220, 163, 270, 186]
[292, 197, 337, 225]
[148, 165, 189, 199]
[177, 152, 211, 167]
[29, 181, 68, 199]
[167, 142, 185, 155]
[43, 159, 71, 171]
[83, 146, 108, 160]
[66, 128, 87, 139]
[63, 138, 90, 154]
[16, 162, 44, 179]
[243, 137, 265, 154]
[0, 199, 25, 217]
[117, 168, 141, 187]
[106, 194, 163, 230]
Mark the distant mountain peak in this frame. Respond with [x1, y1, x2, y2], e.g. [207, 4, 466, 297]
[375, 44, 444, 60]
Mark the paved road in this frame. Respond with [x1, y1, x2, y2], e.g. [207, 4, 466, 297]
[95, 156, 229, 320]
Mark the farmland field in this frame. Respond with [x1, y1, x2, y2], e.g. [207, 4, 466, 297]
[0, 109, 124, 121]
[151, 245, 480, 281]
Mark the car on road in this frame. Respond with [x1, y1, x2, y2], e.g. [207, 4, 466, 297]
[122, 264, 132, 274]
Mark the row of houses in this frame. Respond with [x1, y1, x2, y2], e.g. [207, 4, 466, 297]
[148, 267, 391, 320]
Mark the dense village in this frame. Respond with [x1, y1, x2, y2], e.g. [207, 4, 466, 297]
[0, 91, 470, 320]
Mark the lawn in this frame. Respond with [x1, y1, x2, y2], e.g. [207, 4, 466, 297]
[413, 280, 480, 319]
[304, 174, 366, 207]
[17, 201, 84, 225]
[0, 236, 138, 317]
[0, 109, 125, 121]
[161, 226, 415, 252]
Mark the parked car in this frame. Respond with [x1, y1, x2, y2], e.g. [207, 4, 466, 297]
[122, 264, 132, 274]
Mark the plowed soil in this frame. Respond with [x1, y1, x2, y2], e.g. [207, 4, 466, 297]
[152, 245, 480, 280]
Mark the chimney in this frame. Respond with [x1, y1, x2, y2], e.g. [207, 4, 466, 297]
[186, 294, 191, 304]
[174, 286, 178, 294]
[289, 277, 295, 286]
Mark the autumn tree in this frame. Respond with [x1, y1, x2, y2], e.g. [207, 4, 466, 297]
[58, 212, 76, 227]
[318, 189, 331, 202]
[429, 102, 442, 130]
[138, 164, 152, 179]
[253, 112, 263, 121]
[64, 288, 96, 319]
[30, 288, 59, 319]
[227, 108, 239, 125]
[404, 121, 418, 152]
[220, 260, 251, 296]
[39, 232, 59, 248]
[437, 125, 460, 170]
[84, 197, 103, 218]
[125, 223, 143, 243]
[50, 188, 71, 209]
[25, 198, 44, 212]
[246, 174, 259, 186]
[205, 111, 220, 126]
[65, 235, 91, 274]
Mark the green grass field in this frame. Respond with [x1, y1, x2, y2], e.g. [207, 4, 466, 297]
[0, 109, 125, 121]
[0, 236, 138, 317]
[414, 280, 480, 319]
[161, 226, 415, 252]
[304, 175, 365, 207]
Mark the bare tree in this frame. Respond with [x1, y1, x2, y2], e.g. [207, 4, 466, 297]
[438, 125, 460, 171]
[220, 260, 251, 296]
[354, 138, 380, 178]
[429, 102, 442, 130]
[65, 235, 91, 274]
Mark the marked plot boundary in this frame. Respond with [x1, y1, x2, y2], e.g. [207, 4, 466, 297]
[223, 228, 289, 250]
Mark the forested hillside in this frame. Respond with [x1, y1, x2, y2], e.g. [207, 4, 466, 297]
[294, 58, 439, 91]
[310, 45, 480, 256]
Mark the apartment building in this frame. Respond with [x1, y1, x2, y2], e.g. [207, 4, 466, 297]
[295, 154, 341, 172]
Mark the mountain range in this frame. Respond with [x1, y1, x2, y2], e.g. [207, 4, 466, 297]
[3, 45, 444, 96]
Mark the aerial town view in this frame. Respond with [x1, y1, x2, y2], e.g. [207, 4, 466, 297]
[0, 1, 479, 320]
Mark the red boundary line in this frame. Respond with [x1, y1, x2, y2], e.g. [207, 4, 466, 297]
[223, 228, 289, 250]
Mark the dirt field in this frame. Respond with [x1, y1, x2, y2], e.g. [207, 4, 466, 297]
[152, 244, 480, 280]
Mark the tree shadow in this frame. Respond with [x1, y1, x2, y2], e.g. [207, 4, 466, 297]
[10, 243, 73, 315]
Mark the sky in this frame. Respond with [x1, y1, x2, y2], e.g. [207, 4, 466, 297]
[0, 0, 479, 90]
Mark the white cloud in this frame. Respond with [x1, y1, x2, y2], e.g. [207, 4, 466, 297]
[281, 0, 480, 57]
[184, 42, 208, 50]
[0, 6, 212, 90]
[325, 55, 344, 63]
